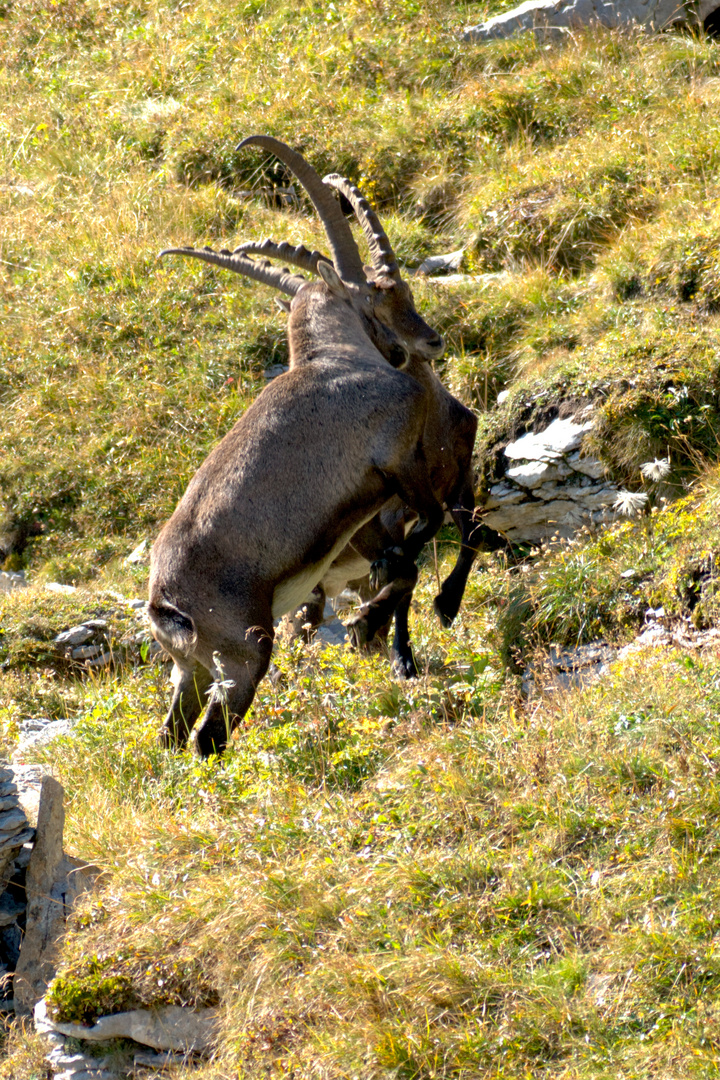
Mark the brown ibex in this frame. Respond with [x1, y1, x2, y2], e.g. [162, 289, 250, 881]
[149, 256, 444, 757]
[165, 137, 487, 676]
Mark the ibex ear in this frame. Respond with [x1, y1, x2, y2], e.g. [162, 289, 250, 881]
[275, 297, 291, 313]
[317, 259, 348, 298]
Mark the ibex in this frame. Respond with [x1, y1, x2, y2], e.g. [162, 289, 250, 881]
[149, 254, 444, 757]
[163, 137, 487, 676]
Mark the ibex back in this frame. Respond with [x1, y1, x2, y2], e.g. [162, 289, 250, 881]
[148, 264, 443, 757]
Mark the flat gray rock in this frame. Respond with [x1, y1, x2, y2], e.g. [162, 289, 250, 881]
[35, 998, 219, 1054]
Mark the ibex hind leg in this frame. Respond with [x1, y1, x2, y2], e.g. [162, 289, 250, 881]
[159, 661, 213, 750]
[193, 627, 274, 759]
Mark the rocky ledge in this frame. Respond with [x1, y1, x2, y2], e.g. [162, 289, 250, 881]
[481, 407, 619, 545]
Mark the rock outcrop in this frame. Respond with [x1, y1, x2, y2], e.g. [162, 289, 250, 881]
[0, 766, 96, 1015]
[462, 0, 719, 41]
[481, 409, 619, 544]
[14, 775, 96, 1015]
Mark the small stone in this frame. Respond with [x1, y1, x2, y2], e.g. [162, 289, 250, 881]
[134, 1051, 184, 1068]
[128, 599, 147, 611]
[83, 651, 113, 668]
[45, 584, 77, 594]
[48, 1051, 92, 1068]
[125, 539, 148, 564]
[0, 571, 27, 594]
[0, 827, 35, 851]
[54, 626, 93, 647]
[70, 645, 103, 661]
[264, 363, 289, 380]
[417, 249, 465, 275]
[14, 844, 33, 872]
[505, 460, 572, 489]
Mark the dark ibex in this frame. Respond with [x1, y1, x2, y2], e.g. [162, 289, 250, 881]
[165, 138, 486, 676]
[149, 256, 444, 757]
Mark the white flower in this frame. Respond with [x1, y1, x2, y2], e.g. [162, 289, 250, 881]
[614, 490, 649, 517]
[640, 457, 671, 482]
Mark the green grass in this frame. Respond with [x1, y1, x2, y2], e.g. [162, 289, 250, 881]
[5, 0, 720, 1076]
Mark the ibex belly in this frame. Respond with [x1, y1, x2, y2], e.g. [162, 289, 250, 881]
[271, 521, 375, 619]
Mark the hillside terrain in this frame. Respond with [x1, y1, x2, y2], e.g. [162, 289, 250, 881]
[4, 0, 720, 1076]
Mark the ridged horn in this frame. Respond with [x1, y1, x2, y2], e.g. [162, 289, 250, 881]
[235, 239, 327, 277]
[323, 174, 401, 281]
[159, 246, 307, 296]
[236, 135, 366, 285]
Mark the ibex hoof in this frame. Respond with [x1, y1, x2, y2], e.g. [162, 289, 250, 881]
[391, 651, 419, 680]
[433, 593, 456, 629]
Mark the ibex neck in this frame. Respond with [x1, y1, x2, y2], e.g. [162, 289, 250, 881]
[288, 289, 378, 367]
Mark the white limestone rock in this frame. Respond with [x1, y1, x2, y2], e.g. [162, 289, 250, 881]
[0, 572, 27, 595]
[461, 0, 707, 42]
[567, 451, 606, 479]
[483, 498, 588, 541]
[505, 460, 572, 489]
[485, 483, 526, 509]
[18, 718, 73, 753]
[417, 249, 465, 275]
[504, 417, 595, 461]
[35, 998, 219, 1054]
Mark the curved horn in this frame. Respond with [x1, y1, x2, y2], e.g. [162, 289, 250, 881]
[159, 246, 307, 296]
[323, 174, 401, 281]
[235, 239, 327, 277]
[236, 135, 366, 285]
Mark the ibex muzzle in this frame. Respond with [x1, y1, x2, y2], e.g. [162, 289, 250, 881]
[149, 264, 443, 757]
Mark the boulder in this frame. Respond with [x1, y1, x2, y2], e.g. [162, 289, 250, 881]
[14, 775, 97, 1015]
[461, 0, 720, 41]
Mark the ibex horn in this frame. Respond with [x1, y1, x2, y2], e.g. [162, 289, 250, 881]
[235, 239, 327, 277]
[323, 174, 401, 282]
[236, 135, 367, 286]
[159, 246, 307, 297]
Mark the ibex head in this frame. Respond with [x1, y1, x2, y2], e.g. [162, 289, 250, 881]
[236, 136, 444, 364]
[321, 172, 445, 362]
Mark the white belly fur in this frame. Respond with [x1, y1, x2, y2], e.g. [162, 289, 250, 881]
[323, 553, 371, 596]
[271, 521, 375, 619]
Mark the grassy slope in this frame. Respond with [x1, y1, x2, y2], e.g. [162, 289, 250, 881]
[4, 0, 720, 1076]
